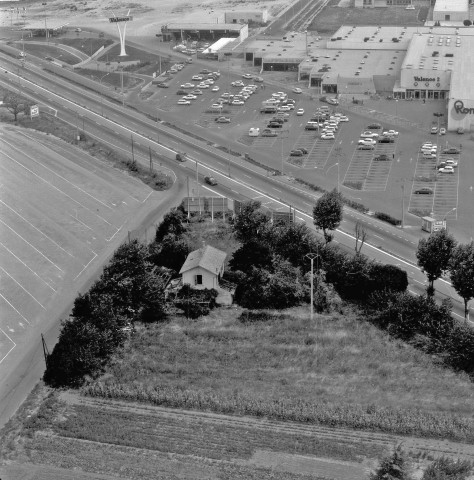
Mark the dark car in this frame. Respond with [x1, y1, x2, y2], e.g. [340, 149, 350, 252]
[414, 187, 433, 195]
[305, 124, 319, 131]
[261, 129, 278, 137]
[267, 122, 283, 128]
[374, 154, 390, 161]
[215, 116, 231, 123]
[367, 123, 382, 130]
[296, 147, 308, 154]
[269, 117, 284, 124]
[200, 69, 211, 74]
[442, 147, 461, 154]
[290, 150, 304, 157]
[156, 83, 169, 88]
[176, 90, 187, 95]
[378, 136, 395, 143]
[204, 176, 218, 186]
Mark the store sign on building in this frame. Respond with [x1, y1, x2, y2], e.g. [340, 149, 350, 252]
[453, 100, 474, 115]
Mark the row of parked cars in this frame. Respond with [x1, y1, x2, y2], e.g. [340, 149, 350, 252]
[420, 142, 460, 174]
[357, 124, 399, 150]
[176, 70, 222, 105]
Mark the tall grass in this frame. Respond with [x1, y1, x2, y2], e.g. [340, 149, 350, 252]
[84, 307, 474, 442]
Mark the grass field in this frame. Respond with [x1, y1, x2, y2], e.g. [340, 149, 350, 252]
[82, 307, 474, 441]
[14, 42, 83, 64]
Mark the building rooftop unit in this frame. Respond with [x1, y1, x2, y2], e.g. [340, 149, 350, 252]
[163, 23, 245, 31]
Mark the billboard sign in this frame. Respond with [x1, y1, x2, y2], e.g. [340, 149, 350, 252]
[109, 16, 133, 23]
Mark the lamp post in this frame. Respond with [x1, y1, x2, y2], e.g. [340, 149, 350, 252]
[99, 72, 110, 116]
[433, 112, 444, 163]
[305, 30, 308, 56]
[280, 130, 289, 176]
[442, 207, 456, 231]
[305, 251, 319, 322]
[326, 162, 340, 193]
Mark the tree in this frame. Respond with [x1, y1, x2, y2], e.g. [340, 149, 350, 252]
[155, 208, 187, 243]
[149, 233, 190, 272]
[416, 229, 456, 297]
[422, 456, 473, 480]
[312, 189, 343, 244]
[139, 271, 167, 322]
[448, 242, 474, 321]
[371, 445, 413, 480]
[2, 92, 25, 122]
[229, 239, 273, 274]
[463, 19, 472, 26]
[354, 220, 368, 254]
[233, 200, 271, 243]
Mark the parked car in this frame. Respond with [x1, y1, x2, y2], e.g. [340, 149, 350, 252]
[176, 89, 188, 95]
[374, 154, 391, 161]
[215, 116, 231, 123]
[442, 147, 461, 154]
[192, 89, 203, 95]
[177, 99, 191, 105]
[231, 81, 245, 87]
[383, 129, 399, 136]
[290, 149, 304, 157]
[444, 158, 458, 167]
[360, 131, 379, 138]
[414, 187, 433, 195]
[232, 99, 245, 105]
[156, 83, 169, 88]
[305, 123, 319, 130]
[366, 123, 382, 130]
[321, 133, 335, 140]
[338, 116, 349, 122]
[457, 127, 464, 134]
[358, 138, 377, 145]
[210, 103, 224, 109]
[431, 126, 439, 134]
[267, 122, 283, 128]
[439, 127, 446, 135]
[180, 83, 195, 89]
[192, 75, 203, 81]
[379, 136, 395, 143]
[357, 144, 375, 150]
[438, 166, 455, 174]
[261, 129, 278, 137]
[183, 94, 197, 100]
[197, 83, 210, 89]
[204, 176, 218, 186]
[254, 76, 264, 82]
[292, 87, 302, 94]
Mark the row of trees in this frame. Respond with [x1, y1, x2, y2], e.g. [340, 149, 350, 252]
[416, 229, 474, 319]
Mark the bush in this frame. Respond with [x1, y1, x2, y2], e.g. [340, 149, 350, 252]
[374, 211, 401, 226]
[175, 298, 210, 319]
[422, 456, 473, 480]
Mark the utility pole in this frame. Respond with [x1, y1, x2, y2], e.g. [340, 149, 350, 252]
[401, 183, 405, 228]
[149, 146, 153, 173]
[131, 134, 135, 163]
[41, 334, 50, 367]
[305, 252, 319, 322]
[195, 159, 201, 215]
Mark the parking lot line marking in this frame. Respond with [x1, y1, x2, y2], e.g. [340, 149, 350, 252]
[9, 136, 114, 211]
[0, 293, 30, 325]
[74, 252, 98, 280]
[0, 241, 56, 292]
[0, 266, 46, 309]
[0, 200, 74, 258]
[106, 225, 123, 243]
[2, 151, 112, 226]
[0, 328, 16, 365]
[0, 219, 63, 273]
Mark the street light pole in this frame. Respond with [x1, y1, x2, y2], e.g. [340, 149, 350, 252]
[99, 72, 110, 116]
[401, 183, 405, 229]
[442, 207, 456, 231]
[326, 162, 340, 193]
[305, 252, 319, 322]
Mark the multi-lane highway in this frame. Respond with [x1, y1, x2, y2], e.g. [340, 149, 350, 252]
[0, 52, 470, 321]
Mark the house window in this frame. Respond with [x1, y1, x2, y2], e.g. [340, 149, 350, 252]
[195, 275, 203, 285]
[445, 14, 450, 20]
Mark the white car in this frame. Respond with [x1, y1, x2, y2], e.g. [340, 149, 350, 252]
[358, 138, 377, 145]
[242, 73, 253, 79]
[197, 83, 210, 89]
[444, 158, 458, 167]
[438, 166, 455, 174]
[292, 87, 302, 94]
[221, 92, 231, 98]
[321, 133, 335, 140]
[211, 103, 223, 109]
[278, 105, 291, 112]
[183, 94, 197, 100]
[232, 99, 245, 105]
[338, 116, 349, 122]
[231, 81, 245, 87]
[383, 130, 399, 136]
[360, 131, 379, 138]
[192, 75, 203, 81]
[211, 86, 220, 92]
[180, 83, 195, 89]
[203, 78, 215, 85]
[439, 127, 447, 135]
[296, 108, 304, 116]
[405, 4, 415, 9]
[177, 99, 191, 105]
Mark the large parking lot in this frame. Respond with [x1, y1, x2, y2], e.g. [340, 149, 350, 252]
[146, 61, 472, 236]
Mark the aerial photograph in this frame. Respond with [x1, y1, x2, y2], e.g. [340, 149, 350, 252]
[0, 0, 473, 477]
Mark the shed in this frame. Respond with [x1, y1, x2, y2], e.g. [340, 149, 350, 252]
[179, 245, 226, 290]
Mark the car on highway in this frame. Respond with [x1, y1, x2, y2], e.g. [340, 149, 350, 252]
[177, 99, 191, 105]
[204, 176, 218, 186]
[292, 87, 303, 94]
[357, 144, 375, 150]
[183, 94, 197, 100]
[321, 133, 335, 140]
[438, 166, 455, 174]
[215, 116, 231, 123]
[192, 75, 203, 81]
[296, 108, 305, 116]
[290, 149, 304, 156]
[442, 147, 461, 154]
[431, 126, 439, 134]
[358, 138, 377, 145]
[360, 131, 379, 138]
[383, 129, 399, 136]
[439, 127, 446, 135]
[261, 129, 278, 137]
[180, 83, 195, 89]
[374, 154, 391, 161]
[242, 73, 253, 79]
[413, 187, 433, 195]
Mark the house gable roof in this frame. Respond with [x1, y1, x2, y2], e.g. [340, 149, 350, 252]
[179, 245, 227, 275]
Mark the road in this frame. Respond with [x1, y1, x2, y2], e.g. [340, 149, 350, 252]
[0, 52, 469, 321]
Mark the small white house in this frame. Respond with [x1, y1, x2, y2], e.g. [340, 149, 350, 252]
[179, 245, 227, 290]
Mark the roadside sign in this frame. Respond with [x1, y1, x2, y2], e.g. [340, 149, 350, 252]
[29, 104, 39, 118]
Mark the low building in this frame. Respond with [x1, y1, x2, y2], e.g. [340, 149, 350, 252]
[433, 0, 469, 22]
[161, 23, 248, 43]
[179, 245, 227, 290]
[224, 10, 269, 24]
